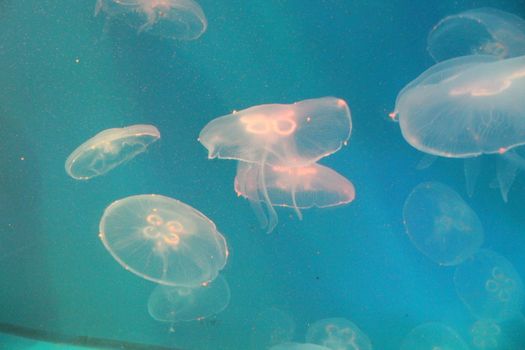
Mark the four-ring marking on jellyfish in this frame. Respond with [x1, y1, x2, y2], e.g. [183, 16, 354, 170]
[323, 324, 358, 349]
[485, 266, 516, 301]
[142, 210, 188, 251]
[240, 112, 297, 136]
[449, 68, 525, 97]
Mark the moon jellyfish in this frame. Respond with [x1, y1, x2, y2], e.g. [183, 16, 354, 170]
[400, 322, 469, 350]
[269, 343, 331, 350]
[305, 318, 372, 350]
[235, 162, 355, 232]
[99, 194, 228, 287]
[95, 0, 207, 40]
[148, 274, 230, 323]
[470, 319, 502, 349]
[250, 308, 296, 350]
[428, 8, 525, 62]
[65, 124, 160, 180]
[199, 97, 351, 168]
[454, 249, 524, 321]
[402, 182, 484, 266]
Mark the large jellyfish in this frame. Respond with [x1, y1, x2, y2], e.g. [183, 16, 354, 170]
[454, 249, 524, 322]
[99, 194, 228, 287]
[402, 182, 484, 266]
[393, 54, 525, 200]
[234, 162, 355, 232]
[305, 318, 373, 350]
[65, 124, 160, 180]
[400, 323, 469, 350]
[147, 274, 230, 323]
[428, 8, 525, 62]
[95, 0, 207, 40]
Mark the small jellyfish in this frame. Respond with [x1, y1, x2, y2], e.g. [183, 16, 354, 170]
[269, 343, 332, 350]
[401, 322, 469, 350]
[234, 162, 355, 232]
[393, 54, 525, 200]
[249, 307, 296, 350]
[99, 194, 228, 287]
[305, 318, 372, 350]
[95, 0, 207, 40]
[148, 274, 230, 323]
[65, 124, 160, 180]
[428, 8, 525, 62]
[470, 319, 501, 349]
[199, 97, 352, 168]
[402, 182, 484, 266]
[454, 249, 524, 322]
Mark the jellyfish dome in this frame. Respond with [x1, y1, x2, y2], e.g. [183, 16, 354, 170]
[148, 274, 230, 323]
[403, 182, 484, 266]
[454, 249, 524, 321]
[305, 318, 373, 350]
[269, 343, 332, 350]
[395, 54, 525, 158]
[95, 0, 207, 40]
[199, 97, 352, 167]
[428, 8, 525, 62]
[400, 322, 469, 350]
[65, 124, 160, 180]
[99, 194, 228, 287]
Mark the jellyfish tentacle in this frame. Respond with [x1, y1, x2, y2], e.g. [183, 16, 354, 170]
[496, 156, 519, 202]
[290, 183, 303, 220]
[464, 157, 481, 197]
[258, 158, 278, 233]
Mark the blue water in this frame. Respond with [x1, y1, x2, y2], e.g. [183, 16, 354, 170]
[0, 0, 524, 349]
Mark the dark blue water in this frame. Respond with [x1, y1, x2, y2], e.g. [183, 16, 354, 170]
[0, 1, 524, 349]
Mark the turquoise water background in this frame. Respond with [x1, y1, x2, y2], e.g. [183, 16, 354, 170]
[1, 0, 525, 349]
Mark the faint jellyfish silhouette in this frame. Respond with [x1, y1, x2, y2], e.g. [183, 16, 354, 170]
[234, 162, 355, 232]
[400, 322, 469, 350]
[249, 307, 296, 350]
[65, 124, 160, 180]
[402, 182, 484, 266]
[428, 8, 525, 62]
[99, 194, 228, 287]
[269, 343, 332, 350]
[305, 318, 372, 350]
[95, 0, 207, 40]
[148, 274, 230, 323]
[454, 249, 524, 321]
[393, 54, 525, 200]
[470, 319, 501, 349]
[199, 97, 352, 168]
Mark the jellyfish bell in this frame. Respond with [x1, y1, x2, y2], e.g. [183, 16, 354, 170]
[99, 194, 228, 287]
[234, 162, 355, 233]
[305, 318, 373, 350]
[269, 343, 332, 350]
[198, 97, 352, 168]
[400, 323, 469, 350]
[65, 124, 160, 180]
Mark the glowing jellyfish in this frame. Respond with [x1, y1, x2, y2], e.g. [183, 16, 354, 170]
[147, 274, 230, 323]
[393, 54, 525, 200]
[199, 97, 351, 168]
[250, 308, 296, 350]
[65, 124, 160, 180]
[454, 249, 524, 322]
[95, 0, 207, 40]
[470, 319, 502, 349]
[99, 194, 228, 287]
[235, 162, 355, 232]
[269, 343, 331, 350]
[402, 182, 484, 266]
[401, 322, 469, 350]
[305, 318, 372, 350]
[428, 8, 525, 62]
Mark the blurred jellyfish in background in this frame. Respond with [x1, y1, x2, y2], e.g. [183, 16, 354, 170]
[402, 182, 484, 266]
[427, 8, 525, 62]
[400, 322, 469, 350]
[235, 162, 355, 233]
[249, 307, 296, 350]
[269, 343, 331, 350]
[305, 318, 373, 350]
[65, 124, 160, 180]
[95, 0, 207, 40]
[99, 194, 228, 287]
[393, 54, 525, 201]
[470, 319, 502, 349]
[147, 275, 230, 323]
[454, 249, 524, 322]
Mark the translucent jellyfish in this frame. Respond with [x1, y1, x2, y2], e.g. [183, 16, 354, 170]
[199, 97, 352, 168]
[147, 274, 230, 323]
[234, 162, 355, 232]
[99, 194, 228, 287]
[249, 308, 296, 350]
[305, 318, 372, 350]
[428, 8, 525, 62]
[402, 182, 484, 266]
[95, 0, 207, 40]
[65, 124, 160, 180]
[393, 54, 525, 200]
[470, 319, 502, 349]
[454, 249, 524, 321]
[400, 322, 469, 350]
[269, 343, 332, 350]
